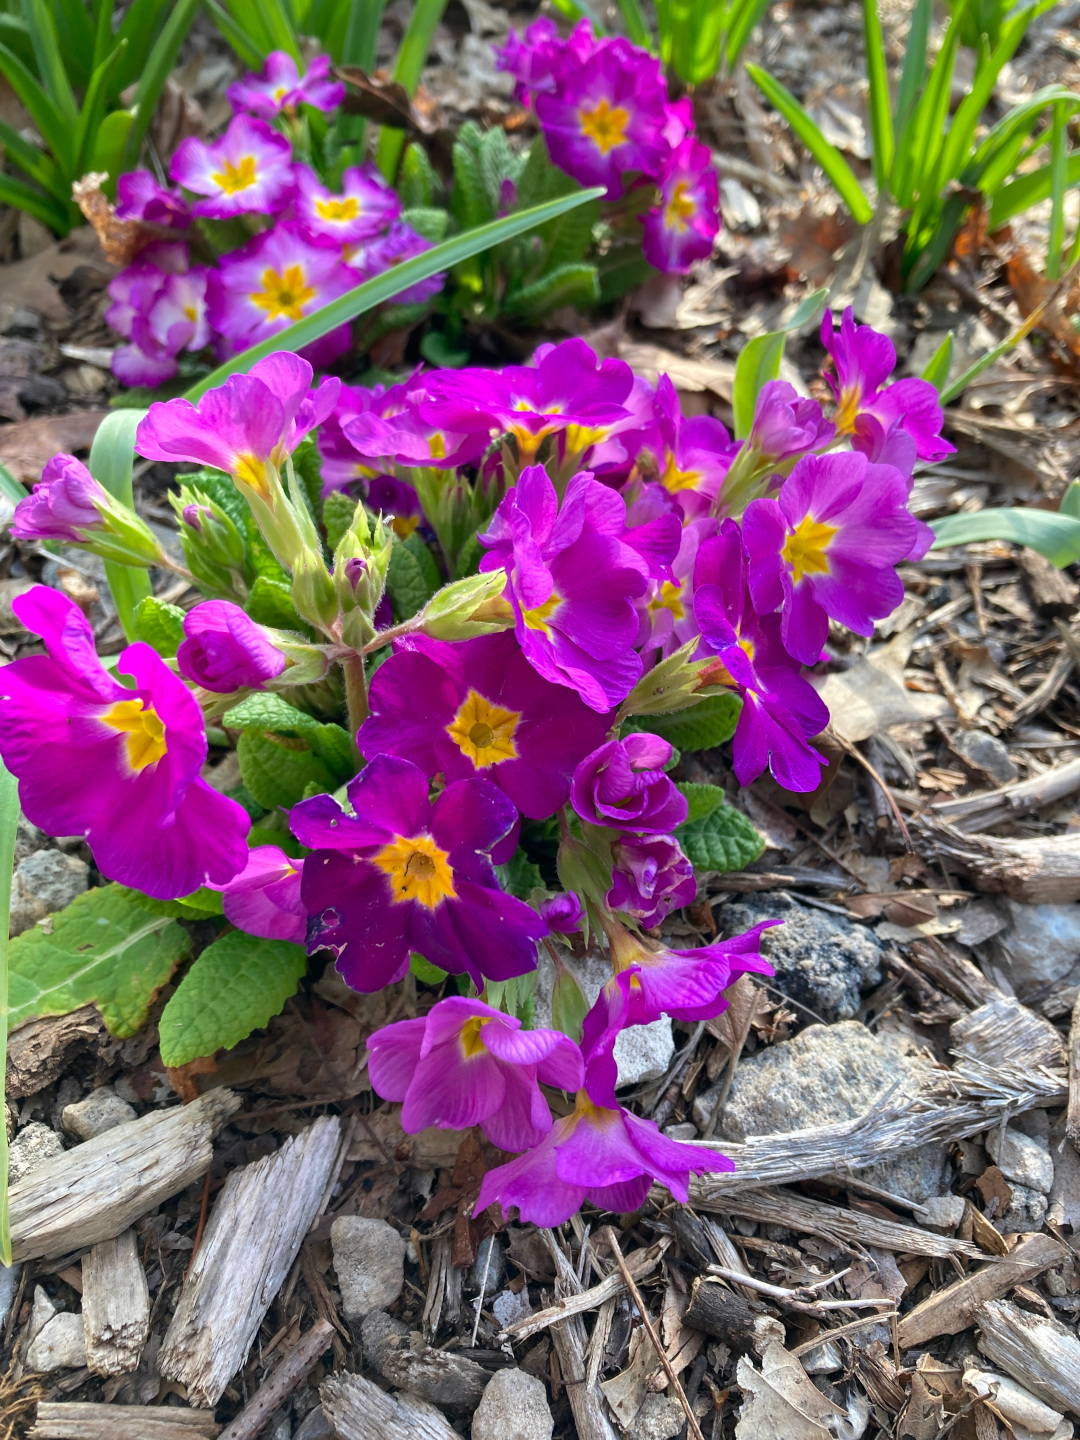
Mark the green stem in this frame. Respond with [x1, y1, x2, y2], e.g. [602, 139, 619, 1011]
[342, 651, 369, 736]
[0, 759, 19, 1267]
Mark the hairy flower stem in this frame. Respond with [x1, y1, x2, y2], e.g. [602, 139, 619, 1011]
[341, 651, 369, 735]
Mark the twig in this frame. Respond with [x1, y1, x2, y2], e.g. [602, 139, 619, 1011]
[471, 1237, 494, 1348]
[789, 1311, 907, 1356]
[186, 1171, 211, 1280]
[702, 986, 761, 1140]
[602, 1227, 705, 1440]
[837, 737, 913, 850]
[705, 1264, 895, 1315]
[1067, 988, 1080, 1156]
[217, 1318, 334, 1440]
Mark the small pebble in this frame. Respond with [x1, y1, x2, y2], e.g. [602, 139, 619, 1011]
[471, 1367, 554, 1440]
[330, 1216, 405, 1321]
[26, 1312, 87, 1372]
[62, 1087, 137, 1141]
[9, 1121, 64, 1183]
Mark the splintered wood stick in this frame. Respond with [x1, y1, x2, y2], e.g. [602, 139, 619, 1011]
[320, 1372, 460, 1440]
[976, 1299, 1080, 1415]
[82, 1229, 150, 1376]
[29, 1404, 219, 1439]
[217, 1319, 334, 1440]
[540, 1229, 618, 1440]
[10, 1089, 241, 1263]
[502, 1239, 669, 1341]
[1067, 988, 1080, 1154]
[159, 1115, 341, 1408]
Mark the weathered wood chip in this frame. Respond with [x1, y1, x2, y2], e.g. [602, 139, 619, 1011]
[976, 1299, 1080, 1415]
[29, 1403, 219, 1439]
[320, 1372, 460, 1440]
[951, 996, 1067, 1071]
[82, 1228, 149, 1375]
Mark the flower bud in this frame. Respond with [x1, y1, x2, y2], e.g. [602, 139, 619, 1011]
[262, 630, 332, 687]
[171, 485, 248, 596]
[177, 600, 287, 693]
[417, 568, 515, 641]
[290, 545, 338, 632]
[14, 453, 165, 567]
[620, 638, 714, 717]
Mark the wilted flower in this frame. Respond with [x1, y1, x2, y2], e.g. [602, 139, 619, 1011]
[571, 733, 687, 833]
[607, 833, 696, 927]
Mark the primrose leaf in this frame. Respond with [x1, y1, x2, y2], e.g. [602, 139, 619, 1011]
[8, 883, 190, 1036]
[625, 693, 742, 752]
[237, 729, 335, 810]
[158, 930, 307, 1067]
[677, 803, 764, 873]
[676, 782, 729, 825]
[133, 596, 185, 657]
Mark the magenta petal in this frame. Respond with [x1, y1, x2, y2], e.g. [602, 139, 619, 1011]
[367, 1016, 427, 1101]
[401, 1045, 506, 1132]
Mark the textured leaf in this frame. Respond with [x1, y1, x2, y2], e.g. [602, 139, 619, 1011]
[410, 951, 447, 984]
[8, 884, 190, 1036]
[627, 693, 742, 752]
[677, 804, 764, 873]
[401, 205, 449, 243]
[133, 595, 185, 656]
[676, 782, 728, 825]
[245, 574, 305, 630]
[399, 141, 437, 207]
[225, 692, 320, 737]
[504, 263, 600, 318]
[309, 722, 358, 779]
[386, 534, 437, 620]
[119, 886, 222, 920]
[322, 490, 357, 552]
[158, 930, 307, 1066]
[237, 729, 335, 810]
[497, 848, 544, 900]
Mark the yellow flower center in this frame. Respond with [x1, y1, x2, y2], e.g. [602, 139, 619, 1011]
[571, 1090, 618, 1126]
[233, 451, 269, 497]
[372, 832, 456, 909]
[460, 1015, 491, 1058]
[102, 699, 167, 772]
[781, 515, 838, 585]
[250, 264, 316, 322]
[833, 384, 861, 435]
[664, 180, 696, 231]
[183, 304, 197, 322]
[650, 580, 684, 621]
[447, 690, 520, 769]
[316, 196, 360, 222]
[661, 453, 701, 494]
[579, 98, 630, 155]
[212, 155, 258, 195]
[522, 592, 561, 635]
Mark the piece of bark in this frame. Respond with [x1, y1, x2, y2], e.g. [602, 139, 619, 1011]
[1017, 548, 1078, 613]
[9, 1088, 240, 1263]
[682, 1278, 764, 1348]
[6, 1007, 108, 1099]
[360, 1310, 489, 1411]
[896, 1235, 1065, 1349]
[159, 1115, 340, 1408]
[1067, 989, 1080, 1155]
[29, 1404, 219, 1439]
[82, 1229, 149, 1375]
[976, 1299, 1080, 1414]
[687, 1058, 1065, 1201]
[541, 1229, 618, 1440]
[217, 1318, 334, 1440]
[915, 818, 1080, 903]
[908, 940, 1002, 1010]
[320, 1372, 459, 1440]
[930, 756, 1080, 832]
[951, 996, 1067, 1071]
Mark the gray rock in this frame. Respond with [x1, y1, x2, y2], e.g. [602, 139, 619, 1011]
[0, 1264, 20, 1332]
[331, 1217, 405, 1321]
[533, 946, 673, 1086]
[294, 1410, 333, 1440]
[26, 1311, 87, 1371]
[986, 1126, 1054, 1195]
[471, 1236, 505, 1294]
[26, 1285, 55, 1346]
[719, 896, 882, 1022]
[362, 1309, 489, 1411]
[703, 1020, 948, 1202]
[1001, 1182, 1048, 1235]
[8, 849, 89, 937]
[921, 1195, 966, 1233]
[949, 730, 1018, 786]
[8, 1121, 64, 1183]
[632, 1394, 686, 1440]
[998, 899, 1080, 990]
[14, 816, 49, 864]
[471, 1367, 553, 1440]
[61, 1087, 136, 1141]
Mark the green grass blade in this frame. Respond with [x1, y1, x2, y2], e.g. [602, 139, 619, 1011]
[746, 65, 873, 223]
[724, 0, 773, 70]
[732, 287, 828, 437]
[73, 40, 129, 178]
[186, 186, 605, 398]
[0, 759, 19, 1266]
[990, 149, 1080, 227]
[21, 0, 77, 122]
[863, 0, 894, 187]
[893, 0, 965, 205]
[113, 0, 170, 96]
[92, 0, 115, 71]
[0, 115, 67, 198]
[616, 0, 652, 48]
[0, 464, 26, 505]
[203, 0, 265, 67]
[336, 0, 388, 142]
[920, 332, 953, 390]
[0, 173, 70, 232]
[376, 0, 449, 181]
[0, 41, 71, 165]
[930, 507, 1080, 566]
[89, 410, 153, 641]
[122, 0, 202, 170]
[894, 0, 930, 131]
[1047, 101, 1068, 280]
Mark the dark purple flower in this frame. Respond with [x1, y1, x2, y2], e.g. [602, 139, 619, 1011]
[607, 833, 696, 926]
[638, 516, 717, 657]
[740, 451, 917, 665]
[115, 171, 191, 228]
[358, 631, 610, 819]
[479, 465, 651, 712]
[177, 600, 287, 693]
[571, 733, 687, 833]
[693, 521, 829, 792]
[653, 374, 737, 521]
[0, 587, 249, 899]
[748, 380, 834, 465]
[290, 755, 548, 991]
[539, 891, 584, 934]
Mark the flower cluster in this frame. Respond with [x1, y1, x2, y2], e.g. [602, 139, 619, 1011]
[2, 301, 947, 1226]
[104, 52, 439, 386]
[497, 19, 720, 272]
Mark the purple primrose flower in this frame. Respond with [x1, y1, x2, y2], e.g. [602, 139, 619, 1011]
[571, 733, 687, 833]
[539, 891, 585, 934]
[294, 164, 401, 245]
[358, 631, 611, 819]
[600, 922, 776, 1028]
[220, 845, 306, 943]
[12, 453, 110, 545]
[177, 600, 287, 693]
[0, 587, 249, 899]
[368, 995, 584, 1151]
[607, 833, 696, 927]
[290, 755, 548, 991]
[642, 136, 720, 274]
[748, 380, 835, 466]
[227, 51, 345, 118]
[171, 114, 295, 219]
[114, 171, 190, 229]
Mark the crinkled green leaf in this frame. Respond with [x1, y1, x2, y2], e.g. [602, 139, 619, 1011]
[133, 595, 185, 657]
[245, 574, 305, 630]
[497, 848, 544, 900]
[676, 781, 728, 825]
[237, 729, 335, 810]
[120, 886, 222, 920]
[8, 883, 190, 1036]
[401, 205, 449, 244]
[226, 691, 319, 737]
[386, 533, 438, 620]
[626, 693, 742, 752]
[323, 489, 357, 552]
[504, 263, 600, 318]
[158, 930, 307, 1066]
[309, 722, 358, 780]
[410, 951, 447, 984]
[677, 804, 764, 873]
